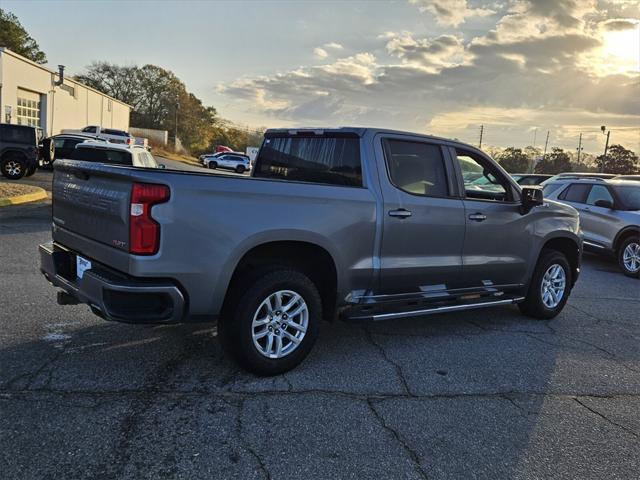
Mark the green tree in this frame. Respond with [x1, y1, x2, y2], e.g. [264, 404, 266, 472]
[0, 9, 47, 64]
[76, 62, 220, 152]
[535, 148, 572, 174]
[595, 144, 639, 174]
[496, 147, 530, 173]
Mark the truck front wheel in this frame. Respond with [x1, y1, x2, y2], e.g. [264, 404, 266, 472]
[218, 268, 321, 375]
[519, 249, 572, 319]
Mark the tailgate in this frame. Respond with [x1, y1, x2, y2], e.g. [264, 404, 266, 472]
[52, 161, 132, 252]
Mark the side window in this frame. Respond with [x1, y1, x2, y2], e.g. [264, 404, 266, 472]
[558, 184, 590, 203]
[63, 139, 83, 149]
[82, 126, 97, 133]
[454, 149, 512, 202]
[255, 135, 362, 187]
[382, 139, 449, 197]
[53, 138, 66, 148]
[586, 185, 614, 206]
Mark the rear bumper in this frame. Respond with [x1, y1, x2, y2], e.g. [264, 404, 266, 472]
[39, 242, 186, 324]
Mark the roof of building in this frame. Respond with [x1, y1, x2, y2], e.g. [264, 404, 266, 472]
[0, 47, 132, 109]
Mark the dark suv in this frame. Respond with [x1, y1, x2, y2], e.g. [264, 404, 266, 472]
[0, 123, 43, 180]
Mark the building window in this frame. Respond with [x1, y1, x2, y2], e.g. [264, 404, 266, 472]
[16, 93, 41, 127]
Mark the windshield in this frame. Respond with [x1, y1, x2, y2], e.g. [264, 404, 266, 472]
[613, 185, 640, 210]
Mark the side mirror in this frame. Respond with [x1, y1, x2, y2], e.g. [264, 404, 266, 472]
[521, 187, 543, 214]
[594, 199, 613, 209]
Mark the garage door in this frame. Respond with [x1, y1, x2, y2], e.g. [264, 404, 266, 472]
[17, 89, 42, 127]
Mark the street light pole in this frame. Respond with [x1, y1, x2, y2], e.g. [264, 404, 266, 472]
[576, 133, 583, 165]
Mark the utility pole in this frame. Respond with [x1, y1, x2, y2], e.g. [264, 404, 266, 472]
[533, 128, 537, 148]
[174, 97, 180, 150]
[576, 133, 583, 164]
[543, 130, 550, 157]
[600, 126, 610, 173]
[478, 124, 484, 149]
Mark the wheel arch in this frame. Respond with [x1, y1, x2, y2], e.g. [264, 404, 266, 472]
[613, 226, 640, 254]
[221, 239, 340, 322]
[538, 235, 582, 287]
[1, 149, 28, 161]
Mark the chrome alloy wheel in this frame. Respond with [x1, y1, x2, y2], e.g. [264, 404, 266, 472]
[540, 264, 566, 309]
[623, 242, 640, 273]
[4, 160, 22, 176]
[251, 290, 308, 359]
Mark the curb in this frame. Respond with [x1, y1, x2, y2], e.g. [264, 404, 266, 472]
[0, 187, 48, 207]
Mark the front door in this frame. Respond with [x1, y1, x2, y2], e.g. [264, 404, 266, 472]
[377, 136, 466, 294]
[451, 148, 530, 287]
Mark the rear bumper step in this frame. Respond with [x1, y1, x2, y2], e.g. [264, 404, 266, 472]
[342, 296, 525, 322]
[39, 242, 186, 324]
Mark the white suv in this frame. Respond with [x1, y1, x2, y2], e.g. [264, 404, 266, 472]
[68, 141, 162, 169]
[202, 153, 251, 174]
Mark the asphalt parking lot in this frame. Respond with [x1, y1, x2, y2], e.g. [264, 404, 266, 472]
[1, 169, 639, 479]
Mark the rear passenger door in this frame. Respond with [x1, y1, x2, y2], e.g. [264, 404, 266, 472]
[376, 135, 466, 294]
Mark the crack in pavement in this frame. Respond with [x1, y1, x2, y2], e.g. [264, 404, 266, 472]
[363, 327, 412, 396]
[573, 398, 639, 440]
[107, 333, 202, 478]
[4, 388, 640, 403]
[230, 397, 271, 480]
[367, 398, 429, 479]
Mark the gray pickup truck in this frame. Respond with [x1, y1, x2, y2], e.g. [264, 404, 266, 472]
[40, 127, 582, 374]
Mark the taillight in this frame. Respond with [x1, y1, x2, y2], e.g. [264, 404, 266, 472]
[129, 182, 170, 255]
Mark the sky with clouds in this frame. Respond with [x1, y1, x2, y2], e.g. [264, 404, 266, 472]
[5, 0, 639, 153]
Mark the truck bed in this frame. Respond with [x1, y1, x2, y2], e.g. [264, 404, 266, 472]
[49, 159, 377, 319]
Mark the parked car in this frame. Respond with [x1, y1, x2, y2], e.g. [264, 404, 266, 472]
[0, 123, 43, 179]
[615, 175, 640, 181]
[544, 177, 639, 277]
[202, 153, 251, 173]
[511, 174, 553, 186]
[67, 141, 163, 168]
[40, 127, 582, 375]
[544, 172, 618, 183]
[39, 133, 106, 167]
[61, 126, 137, 146]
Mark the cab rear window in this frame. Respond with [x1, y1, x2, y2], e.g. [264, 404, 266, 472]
[254, 135, 362, 187]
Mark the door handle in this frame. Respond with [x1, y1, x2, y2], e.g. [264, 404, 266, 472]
[388, 208, 412, 219]
[468, 213, 487, 222]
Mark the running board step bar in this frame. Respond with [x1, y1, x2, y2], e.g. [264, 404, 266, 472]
[344, 297, 525, 322]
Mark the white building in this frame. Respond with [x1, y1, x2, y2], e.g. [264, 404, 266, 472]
[0, 48, 131, 136]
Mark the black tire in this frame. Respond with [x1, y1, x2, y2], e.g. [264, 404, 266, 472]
[218, 268, 321, 376]
[617, 235, 640, 278]
[1, 154, 27, 180]
[235, 165, 245, 174]
[40, 137, 55, 164]
[208, 161, 217, 169]
[25, 163, 37, 177]
[519, 249, 572, 319]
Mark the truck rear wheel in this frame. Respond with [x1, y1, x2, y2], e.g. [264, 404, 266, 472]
[218, 268, 321, 375]
[618, 235, 640, 278]
[519, 249, 572, 319]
